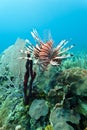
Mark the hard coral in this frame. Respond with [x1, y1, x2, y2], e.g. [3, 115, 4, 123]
[25, 29, 74, 71]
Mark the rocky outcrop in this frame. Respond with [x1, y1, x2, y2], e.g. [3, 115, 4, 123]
[29, 99, 49, 120]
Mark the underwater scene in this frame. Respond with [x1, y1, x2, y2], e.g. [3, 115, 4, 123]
[0, 0, 87, 130]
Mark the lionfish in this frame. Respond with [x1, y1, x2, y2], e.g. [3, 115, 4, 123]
[25, 29, 74, 71]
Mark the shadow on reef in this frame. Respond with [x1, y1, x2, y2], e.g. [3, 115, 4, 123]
[0, 39, 87, 130]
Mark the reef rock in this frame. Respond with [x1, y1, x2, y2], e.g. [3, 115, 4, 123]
[50, 107, 80, 130]
[29, 99, 49, 120]
[71, 76, 87, 117]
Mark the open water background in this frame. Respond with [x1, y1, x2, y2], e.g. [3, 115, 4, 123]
[0, 0, 87, 53]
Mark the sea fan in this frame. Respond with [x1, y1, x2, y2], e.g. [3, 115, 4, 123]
[25, 29, 74, 70]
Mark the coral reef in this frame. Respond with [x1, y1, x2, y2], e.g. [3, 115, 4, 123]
[0, 38, 87, 130]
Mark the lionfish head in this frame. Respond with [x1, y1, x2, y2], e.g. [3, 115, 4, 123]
[25, 29, 74, 71]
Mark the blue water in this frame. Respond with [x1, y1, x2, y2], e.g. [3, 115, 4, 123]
[0, 0, 87, 53]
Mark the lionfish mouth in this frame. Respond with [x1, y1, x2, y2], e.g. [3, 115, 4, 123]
[25, 29, 74, 71]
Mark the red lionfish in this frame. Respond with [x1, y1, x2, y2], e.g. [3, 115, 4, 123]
[25, 29, 74, 71]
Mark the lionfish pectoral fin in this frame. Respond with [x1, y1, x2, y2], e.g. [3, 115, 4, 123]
[50, 60, 60, 66]
[58, 44, 75, 55]
[54, 54, 73, 60]
[25, 39, 35, 51]
[36, 44, 41, 50]
[56, 40, 68, 51]
[31, 29, 43, 45]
